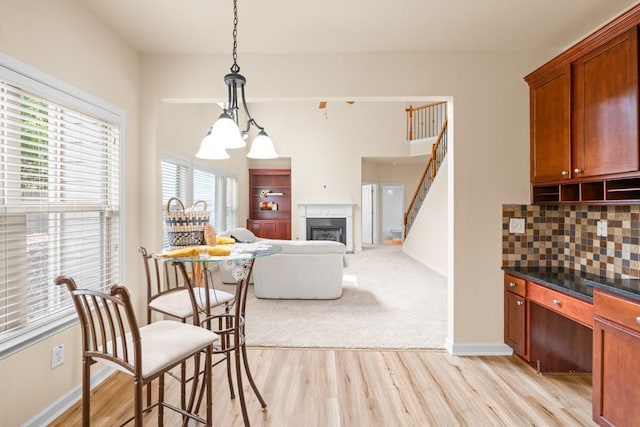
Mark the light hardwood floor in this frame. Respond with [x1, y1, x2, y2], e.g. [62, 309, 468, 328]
[49, 348, 594, 426]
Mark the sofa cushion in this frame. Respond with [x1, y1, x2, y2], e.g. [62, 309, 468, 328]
[265, 239, 346, 254]
[217, 227, 257, 243]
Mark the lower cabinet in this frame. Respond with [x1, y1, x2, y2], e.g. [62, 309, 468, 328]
[503, 273, 592, 373]
[504, 274, 527, 358]
[593, 290, 640, 425]
[247, 219, 291, 240]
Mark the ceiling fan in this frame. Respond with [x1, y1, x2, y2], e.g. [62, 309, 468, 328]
[318, 100, 355, 109]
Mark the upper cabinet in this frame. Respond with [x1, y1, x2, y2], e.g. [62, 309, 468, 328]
[529, 65, 571, 184]
[525, 8, 640, 203]
[572, 27, 639, 178]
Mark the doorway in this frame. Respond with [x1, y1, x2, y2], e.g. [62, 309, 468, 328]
[361, 183, 378, 245]
[381, 183, 404, 244]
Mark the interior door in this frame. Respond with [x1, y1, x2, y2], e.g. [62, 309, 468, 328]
[381, 183, 404, 243]
[361, 184, 376, 245]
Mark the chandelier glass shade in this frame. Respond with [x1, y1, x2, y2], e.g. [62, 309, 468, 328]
[247, 130, 278, 159]
[196, 0, 278, 160]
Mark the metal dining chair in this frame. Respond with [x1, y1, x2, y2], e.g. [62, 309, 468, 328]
[55, 275, 217, 427]
[139, 246, 234, 325]
[138, 245, 236, 406]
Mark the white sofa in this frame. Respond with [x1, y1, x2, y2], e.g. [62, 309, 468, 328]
[217, 228, 346, 299]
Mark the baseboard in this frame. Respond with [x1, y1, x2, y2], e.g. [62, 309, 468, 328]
[444, 338, 513, 356]
[23, 366, 115, 427]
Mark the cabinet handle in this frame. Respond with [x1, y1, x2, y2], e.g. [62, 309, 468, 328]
[509, 282, 516, 287]
[552, 299, 561, 306]
[636, 316, 640, 324]
[516, 300, 524, 306]
[573, 168, 583, 174]
[561, 170, 569, 176]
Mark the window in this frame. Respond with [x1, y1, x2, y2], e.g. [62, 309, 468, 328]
[162, 154, 238, 247]
[0, 55, 122, 358]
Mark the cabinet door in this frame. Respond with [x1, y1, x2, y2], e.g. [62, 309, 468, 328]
[504, 291, 526, 357]
[247, 220, 263, 237]
[593, 318, 640, 425]
[573, 27, 639, 178]
[275, 220, 291, 240]
[261, 221, 276, 239]
[529, 65, 572, 183]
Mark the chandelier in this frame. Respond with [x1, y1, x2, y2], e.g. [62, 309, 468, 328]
[196, 0, 278, 160]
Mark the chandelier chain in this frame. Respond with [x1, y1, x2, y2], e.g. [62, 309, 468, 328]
[231, 0, 240, 73]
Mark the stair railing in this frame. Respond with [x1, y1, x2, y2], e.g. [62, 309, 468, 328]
[404, 116, 448, 237]
[406, 101, 447, 142]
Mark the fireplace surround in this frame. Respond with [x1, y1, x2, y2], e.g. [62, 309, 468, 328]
[298, 203, 354, 252]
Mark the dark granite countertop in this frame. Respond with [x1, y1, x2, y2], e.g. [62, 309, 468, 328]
[502, 266, 640, 303]
[502, 266, 594, 302]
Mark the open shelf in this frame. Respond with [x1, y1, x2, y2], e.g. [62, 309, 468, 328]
[582, 181, 604, 201]
[533, 176, 640, 204]
[605, 178, 640, 201]
[532, 185, 560, 203]
[248, 169, 291, 239]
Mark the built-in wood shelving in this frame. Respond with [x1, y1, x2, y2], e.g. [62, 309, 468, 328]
[532, 177, 640, 204]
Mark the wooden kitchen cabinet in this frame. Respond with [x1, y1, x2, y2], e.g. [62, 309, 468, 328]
[527, 281, 593, 328]
[525, 18, 640, 203]
[572, 27, 639, 179]
[529, 65, 572, 184]
[504, 274, 527, 358]
[531, 27, 640, 183]
[503, 272, 593, 373]
[593, 289, 640, 426]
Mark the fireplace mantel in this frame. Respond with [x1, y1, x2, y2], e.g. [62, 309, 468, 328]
[298, 203, 354, 252]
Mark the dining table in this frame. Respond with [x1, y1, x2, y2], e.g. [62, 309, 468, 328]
[156, 241, 281, 426]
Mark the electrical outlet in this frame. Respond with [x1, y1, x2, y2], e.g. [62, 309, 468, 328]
[597, 220, 608, 238]
[51, 344, 64, 369]
[509, 217, 526, 234]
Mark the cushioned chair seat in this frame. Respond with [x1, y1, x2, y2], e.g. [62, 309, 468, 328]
[104, 320, 220, 378]
[148, 288, 234, 319]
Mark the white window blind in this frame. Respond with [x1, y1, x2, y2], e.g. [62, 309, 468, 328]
[193, 168, 218, 226]
[0, 58, 121, 357]
[161, 154, 238, 243]
[225, 177, 238, 231]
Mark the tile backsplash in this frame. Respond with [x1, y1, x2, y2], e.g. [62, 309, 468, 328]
[502, 204, 640, 278]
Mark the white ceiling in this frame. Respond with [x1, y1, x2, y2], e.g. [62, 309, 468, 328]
[73, 0, 639, 166]
[76, 0, 640, 55]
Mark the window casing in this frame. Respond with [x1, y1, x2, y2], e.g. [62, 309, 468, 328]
[162, 154, 238, 247]
[0, 55, 123, 358]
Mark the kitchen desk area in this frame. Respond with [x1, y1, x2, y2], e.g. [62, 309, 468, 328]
[502, 267, 640, 426]
[507, 4, 640, 425]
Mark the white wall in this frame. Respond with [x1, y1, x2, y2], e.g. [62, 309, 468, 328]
[404, 157, 449, 276]
[0, 1, 140, 425]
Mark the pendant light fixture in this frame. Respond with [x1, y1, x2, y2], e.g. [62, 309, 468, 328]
[196, 0, 278, 160]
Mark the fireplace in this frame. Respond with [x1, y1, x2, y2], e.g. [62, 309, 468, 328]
[307, 218, 347, 245]
[298, 203, 354, 252]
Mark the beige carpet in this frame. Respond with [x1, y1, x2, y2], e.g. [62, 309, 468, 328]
[218, 244, 447, 349]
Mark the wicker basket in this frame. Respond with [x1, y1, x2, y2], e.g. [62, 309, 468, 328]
[165, 197, 210, 246]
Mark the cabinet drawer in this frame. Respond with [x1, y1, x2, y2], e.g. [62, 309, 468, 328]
[527, 282, 593, 328]
[594, 290, 640, 334]
[504, 274, 526, 297]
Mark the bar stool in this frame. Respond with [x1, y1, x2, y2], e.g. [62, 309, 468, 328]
[55, 275, 217, 427]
